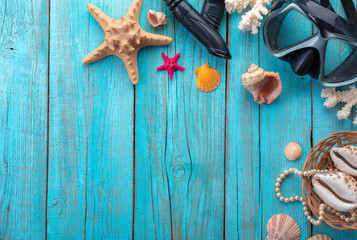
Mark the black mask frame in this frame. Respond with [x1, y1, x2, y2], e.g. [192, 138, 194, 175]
[263, 0, 357, 87]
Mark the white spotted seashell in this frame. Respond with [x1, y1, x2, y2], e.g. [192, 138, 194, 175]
[312, 172, 357, 212]
[308, 234, 332, 240]
[330, 145, 357, 177]
[266, 214, 300, 240]
[284, 142, 302, 161]
[148, 10, 167, 27]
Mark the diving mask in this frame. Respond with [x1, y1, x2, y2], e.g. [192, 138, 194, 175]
[263, 0, 357, 87]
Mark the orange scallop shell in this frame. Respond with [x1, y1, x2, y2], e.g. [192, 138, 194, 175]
[195, 63, 221, 92]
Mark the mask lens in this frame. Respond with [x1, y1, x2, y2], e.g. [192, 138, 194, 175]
[268, 10, 317, 52]
[324, 39, 357, 83]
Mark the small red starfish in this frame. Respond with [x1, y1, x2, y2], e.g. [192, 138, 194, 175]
[157, 53, 185, 79]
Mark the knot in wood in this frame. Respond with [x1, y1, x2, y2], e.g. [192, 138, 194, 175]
[172, 164, 185, 181]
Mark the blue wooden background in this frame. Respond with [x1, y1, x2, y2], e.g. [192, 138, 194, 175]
[0, 0, 356, 239]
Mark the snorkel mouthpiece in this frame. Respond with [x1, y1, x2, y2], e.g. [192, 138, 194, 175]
[289, 48, 319, 76]
[164, 0, 231, 59]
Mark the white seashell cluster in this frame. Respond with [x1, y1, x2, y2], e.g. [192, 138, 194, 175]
[274, 144, 357, 226]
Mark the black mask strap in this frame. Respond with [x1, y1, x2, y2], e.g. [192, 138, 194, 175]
[341, 0, 357, 27]
[320, 0, 335, 12]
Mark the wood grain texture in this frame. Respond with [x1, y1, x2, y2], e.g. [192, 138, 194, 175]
[311, 85, 356, 239]
[311, 1, 357, 239]
[135, 0, 225, 239]
[48, 0, 134, 238]
[84, 1, 134, 239]
[133, 0, 172, 239]
[2, 0, 357, 238]
[225, 13, 261, 240]
[259, 28, 313, 240]
[170, 1, 226, 238]
[0, 0, 48, 239]
[47, 0, 90, 237]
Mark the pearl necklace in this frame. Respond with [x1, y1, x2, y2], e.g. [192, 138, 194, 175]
[275, 168, 357, 225]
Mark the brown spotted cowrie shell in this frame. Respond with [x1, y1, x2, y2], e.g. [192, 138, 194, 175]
[312, 172, 357, 212]
[331, 145, 357, 176]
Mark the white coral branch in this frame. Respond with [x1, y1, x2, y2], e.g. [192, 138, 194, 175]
[225, 0, 252, 13]
[225, 0, 271, 34]
[321, 86, 357, 124]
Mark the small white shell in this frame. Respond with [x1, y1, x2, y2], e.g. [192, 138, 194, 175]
[284, 142, 302, 161]
[266, 214, 300, 240]
[330, 145, 357, 176]
[308, 234, 332, 240]
[148, 10, 167, 27]
[312, 172, 357, 212]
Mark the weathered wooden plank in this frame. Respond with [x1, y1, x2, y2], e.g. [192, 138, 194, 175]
[311, 0, 357, 238]
[311, 84, 356, 239]
[47, 1, 90, 237]
[0, 0, 48, 239]
[169, 3, 226, 237]
[133, 1, 172, 239]
[225, 14, 261, 240]
[259, 32, 312, 240]
[84, 1, 134, 239]
[48, 0, 134, 238]
[134, 0, 226, 238]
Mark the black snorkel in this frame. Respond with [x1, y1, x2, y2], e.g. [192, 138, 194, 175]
[164, 0, 232, 59]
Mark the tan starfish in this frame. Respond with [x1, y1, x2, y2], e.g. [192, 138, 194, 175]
[82, 0, 173, 84]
